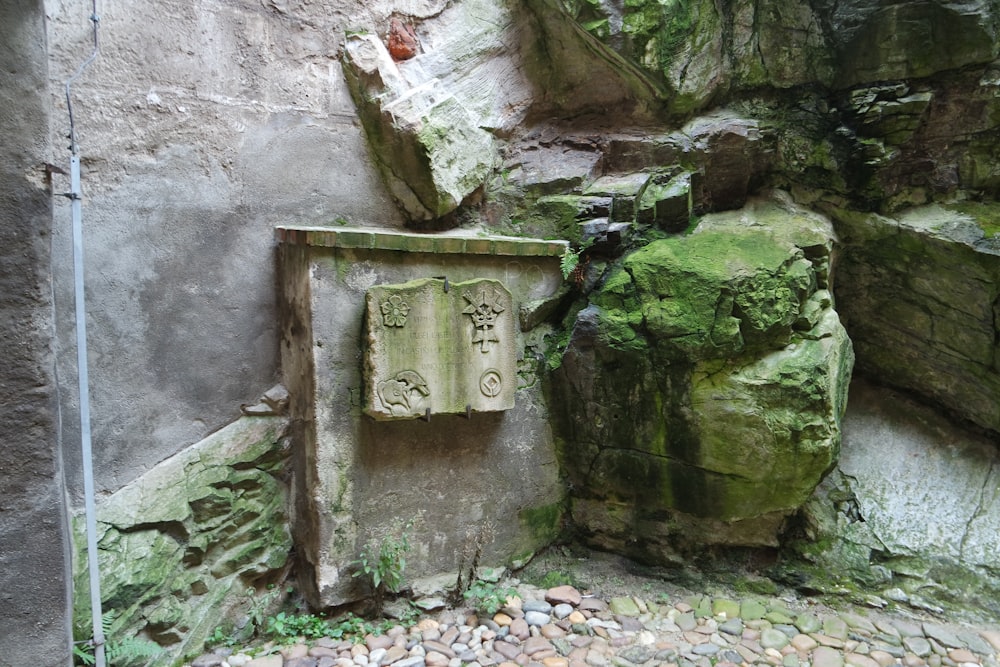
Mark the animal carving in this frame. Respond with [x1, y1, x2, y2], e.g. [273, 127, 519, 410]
[393, 371, 430, 398]
[377, 370, 430, 415]
[377, 379, 409, 413]
[387, 17, 419, 61]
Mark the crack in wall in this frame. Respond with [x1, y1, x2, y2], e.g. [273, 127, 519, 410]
[958, 458, 998, 564]
[752, 1, 770, 80]
[585, 443, 757, 483]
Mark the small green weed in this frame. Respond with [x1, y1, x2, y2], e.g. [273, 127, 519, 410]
[245, 584, 286, 637]
[537, 570, 575, 589]
[265, 612, 333, 641]
[463, 579, 517, 616]
[394, 601, 421, 626]
[256, 611, 387, 645]
[325, 614, 388, 643]
[353, 521, 412, 616]
[206, 624, 238, 649]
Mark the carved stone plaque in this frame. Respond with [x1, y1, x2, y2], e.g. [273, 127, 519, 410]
[364, 278, 516, 420]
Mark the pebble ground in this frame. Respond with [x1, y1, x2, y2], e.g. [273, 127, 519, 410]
[188, 582, 1000, 667]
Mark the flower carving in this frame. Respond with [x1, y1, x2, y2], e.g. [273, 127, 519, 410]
[380, 295, 410, 327]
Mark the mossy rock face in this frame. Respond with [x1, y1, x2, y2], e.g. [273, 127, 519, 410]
[636, 172, 693, 230]
[549, 194, 852, 553]
[519, 502, 566, 546]
[593, 227, 815, 361]
[544, 0, 997, 120]
[520, 195, 609, 243]
[536, 0, 723, 116]
[72, 416, 293, 664]
[832, 0, 999, 87]
[730, 0, 835, 88]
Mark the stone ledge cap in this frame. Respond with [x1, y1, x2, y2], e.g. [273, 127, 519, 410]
[275, 225, 568, 257]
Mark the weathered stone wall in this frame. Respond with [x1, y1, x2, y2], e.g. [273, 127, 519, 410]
[0, 1, 74, 664]
[40, 0, 440, 656]
[831, 205, 1000, 434]
[793, 379, 1000, 619]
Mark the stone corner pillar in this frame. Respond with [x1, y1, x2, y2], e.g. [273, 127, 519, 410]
[0, 0, 74, 664]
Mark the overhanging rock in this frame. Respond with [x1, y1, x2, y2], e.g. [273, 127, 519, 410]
[342, 33, 496, 224]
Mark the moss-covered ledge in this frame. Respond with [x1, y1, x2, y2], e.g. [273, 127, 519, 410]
[275, 226, 568, 257]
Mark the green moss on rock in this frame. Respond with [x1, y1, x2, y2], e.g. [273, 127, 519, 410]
[519, 195, 607, 243]
[73, 416, 293, 664]
[519, 502, 565, 544]
[946, 200, 1000, 238]
[594, 228, 815, 360]
[549, 194, 851, 550]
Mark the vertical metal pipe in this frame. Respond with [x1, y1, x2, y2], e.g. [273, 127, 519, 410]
[64, 3, 103, 663]
[70, 154, 105, 667]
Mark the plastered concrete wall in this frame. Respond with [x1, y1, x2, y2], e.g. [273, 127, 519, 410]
[0, 0, 74, 663]
[44, 0, 407, 497]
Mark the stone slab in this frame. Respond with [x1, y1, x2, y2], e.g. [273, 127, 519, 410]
[275, 226, 567, 257]
[364, 278, 516, 419]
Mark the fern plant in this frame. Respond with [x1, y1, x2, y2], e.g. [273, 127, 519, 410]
[559, 246, 580, 280]
[73, 611, 164, 666]
[560, 239, 594, 283]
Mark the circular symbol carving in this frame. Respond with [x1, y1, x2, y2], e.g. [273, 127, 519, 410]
[479, 369, 503, 398]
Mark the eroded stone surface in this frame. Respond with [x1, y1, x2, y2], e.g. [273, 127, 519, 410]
[792, 378, 1000, 618]
[831, 204, 1000, 434]
[73, 415, 292, 663]
[342, 34, 496, 223]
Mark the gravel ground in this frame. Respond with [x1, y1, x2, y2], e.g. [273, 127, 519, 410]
[186, 548, 1000, 667]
